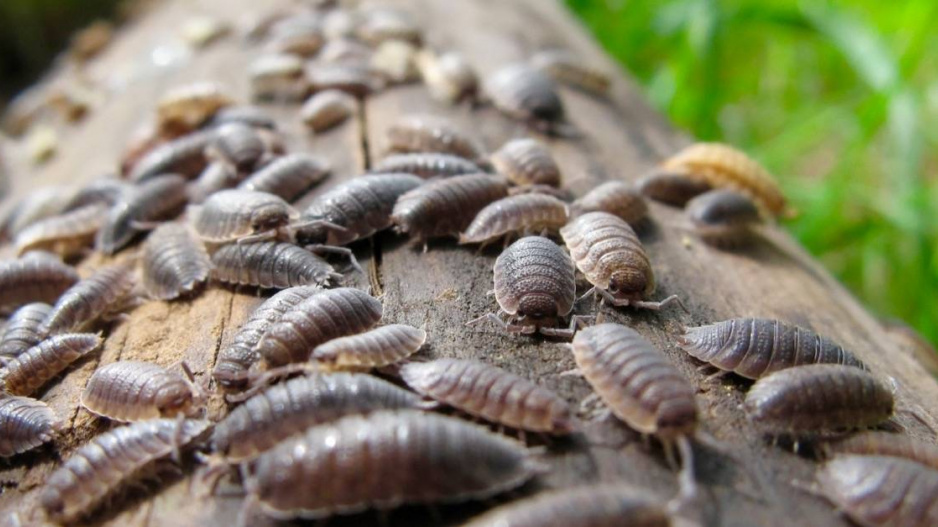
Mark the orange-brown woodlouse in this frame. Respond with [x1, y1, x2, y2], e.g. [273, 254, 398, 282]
[571, 181, 648, 226]
[256, 287, 382, 367]
[141, 223, 212, 300]
[530, 49, 612, 97]
[685, 189, 762, 247]
[372, 152, 483, 179]
[0, 302, 51, 361]
[485, 64, 566, 133]
[822, 431, 938, 471]
[156, 82, 234, 134]
[0, 252, 79, 314]
[636, 171, 711, 207]
[127, 129, 215, 182]
[490, 138, 561, 187]
[81, 360, 203, 422]
[192, 189, 296, 244]
[311, 324, 426, 369]
[242, 410, 540, 521]
[678, 318, 868, 380]
[301, 89, 356, 132]
[210, 242, 340, 290]
[818, 455, 938, 527]
[0, 333, 103, 396]
[0, 393, 61, 457]
[744, 364, 894, 434]
[385, 115, 485, 161]
[38, 418, 211, 524]
[41, 261, 137, 335]
[237, 153, 330, 202]
[400, 358, 575, 435]
[560, 212, 684, 311]
[206, 122, 270, 173]
[416, 49, 479, 104]
[97, 173, 188, 255]
[460, 193, 569, 247]
[13, 202, 108, 257]
[391, 174, 509, 245]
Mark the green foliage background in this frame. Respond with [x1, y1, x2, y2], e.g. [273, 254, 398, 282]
[568, 0, 938, 347]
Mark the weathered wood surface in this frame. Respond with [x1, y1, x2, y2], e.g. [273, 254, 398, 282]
[1, 0, 936, 525]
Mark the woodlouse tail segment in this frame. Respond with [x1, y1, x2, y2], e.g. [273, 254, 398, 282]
[305, 244, 363, 274]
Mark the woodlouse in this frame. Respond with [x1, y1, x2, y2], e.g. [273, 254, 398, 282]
[385, 115, 485, 161]
[530, 49, 612, 96]
[560, 212, 684, 311]
[391, 174, 509, 244]
[370, 40, 419, 84]
[0, 186, 73, 238]
[372, 152, 483, 179]
[301, 89, 356, 132]
[311, 324, 426, 369]
[38, 418, 211, 524]
[206, 123, 268, 173]
[636, 171, 711, 207]
[237, 153, 330, 202]
[128, 129, 215, 182]
[14, 202, 108, 257]
[571, 181, 648, 226]
[141, 223, 212, 300]
[490, 138, 561, 187]
[305, 62, 382, 98]
[81, 360, 202, 422]
[256, 287, 382, 367]
[157, 82, 234, 133]
[460, 193, 569, 247]
[63, 178, 130, 212]
[243, 410, 539, 521]
[97, 173, 188, 255]
[1, 333, 103, 396]
[211, 242, 339, 290]
[744, 364, 894, 434]
[41, 261, 137, 335]
[416, 49, 478, 104]
[400, 358, 575, 434]
[188, 161, 242, 204]
[249, 53, 308, 102]
[678, 318, 868, 380]
[822, 431, 938, 471]
[0, 303, 51, 361]
[193, 189, 295, 244]
[685, 189, 761, 246]
[357, 7, 421, 46]
[267, 15, 324, 57]
[208, 105, 277, 130]
[485, 64, 565, 132]
[0, 393, 61, 457]
[0, 252, 79, 314]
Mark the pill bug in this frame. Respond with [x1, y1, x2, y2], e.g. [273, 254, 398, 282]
[385, 115, 485, 161]
[311, 324, 426, 369]
[295, 173, 423, 246]
[140, 223, 211, 300]
[305, 62, 382, 98]
[818, 455, 938, 527]
[249, 53, 309, 102]
[128, 129, 215, 182]
[243, 410, 539, 521]
[208, 105, 277, 130]
[400, 358, 575, 434]
[744, 364, 894, 434]
[560, 212, 683, 311]
[416, 49, 479, 104]
[571, 181, 648, 226]
[14, 202, 108, 257]
[81, 360, 203, 422]
[678, 318, 868, 380]
[0, 394, 60, 457]
[211, 242, 339, 290]
[372, 152, 483, 179]
[485, 64, 566, 132]
[0, 302, 52, 361]
[0, 186, 74, 239]
[206, 122, 268, 173]
[489, 138, 561, 187]
[636, 171, 711, 207]
[237, 153, 330, 202]
[212, 372, 426, 462]
[96, 173, 188, 255]
[1, 333, 103, 396]
[530, 49, 612, 97]
[462, 484, 668, 527]
[41, 261, 137, 335]
[62, 178, 130, 212]
[257, 287, 382, 367]
[391, 174, 509, 244]
[0, 252, 79, 314]
[192, 189, 295, 244]
[156, 82, 234, 134]
[460, 193, 569, 247]
[301, 89, 356, 132]
[357, 7, 421, 46]
[685, 189, 761, 246]
[822, 431, 938, 471]
[187, 161, 243, 204]
[38, 418, 211, 524]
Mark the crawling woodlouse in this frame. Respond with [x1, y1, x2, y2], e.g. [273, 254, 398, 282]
[822, 431, 938, 471]
[311, 324, 426, 369]
[41, 261, 137, 335]
[416, 49, 478, 104]
[141, 223, 211, 300]
[249, 53, 308, 102]
[295, 173, 423, 246]
[744, 364, 894, 434]
[257, 287, 382, 367]
[460, 193, 569, 247]
[14, 202, 108, 257]
[301, 90, 356, 132]
[372, 152, 483, 179]
[385, 115, 485, 161]
[208, 105, 276, 130]
[267, 15, 324, 57]
[238, 153, 330, 202]
[63, 178, 130, 212]
[128, 129, 215, 182]
[38, 418, 211, 524]
[400, 358, 575, 435]
[490, 138, 561, 187]
[686, 189, 761, 246]
[678, 318, 868, 380]
[391, 174, 509, 245]
[636, 171, 711, 207]
[1, 333, 103, 396]
[243, 410, 539, 521]
[81, 360, 202, 422]
[305, 62, 382, 98]
[818, 455, 938, 527]
[0, 394, 60, 457]
[530, 49, 612, 96]
[157, 82, 233, 133]
[0, 186, 73, 238]
[193, 189, 295, 244]
[485, 64, 566, 132]
[571, 181, 648, 226]
[469, 236, 582, 338]
[211, 242, 339, 290]
[97, 173, 188, 255]
[0, 302, 52, 361]
[0, 252, 78, 314]
[206, 122, 269, 173]
[187, 161, 242, 203]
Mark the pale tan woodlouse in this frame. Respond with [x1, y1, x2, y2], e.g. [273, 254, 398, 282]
[300, 89, 356, 132]
[311, 323, 426, 369]
[156, 82, 234, 134]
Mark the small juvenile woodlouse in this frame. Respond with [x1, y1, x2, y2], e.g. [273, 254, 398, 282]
[530, 49, 612, 97]
[237, 153, 330, 202]
[38, 418, 211, 524]
[0, 252, 79, 314]
[128, 129, 215, 182]
[242, 410, 540, 521]
[400, 358, 575, 435]
[391, 174, 509, 245]
[1, 333, 103, 396]
[372, 152, 483, 179]
[636, 171, 711, 207]
[686, 189, 761, 246]
[157, 82, 234, 133]
[14, 202, 108, 257]
[41, 261, 137, 335]
[744, 364, 894, 434]
[81, 360, 203, 422]
[207, 122, 269, 173]
[571, 181, 648, 226]
[485, 64, 566, 132]
[211, 242, 339, 290]
[97, 173, 188, 255]
[678, 318, 868, 380]
[822, 431, 938, 471]
[0, 393, 61, 457]
[193, 189, 295, 244]
[249, 53, 308, 102]
[490, 138, 561, 187]
[416, 49, 479, 104]
[560, 212, 684, 311]
[460, 193, 569, 247]
[301, 89, 356, 132]
[385, 115, 485, 161]
[311, 324, 426, 369]
[0, 302, 51, 361]
[141, 223, 212, 300]
[818, 455, 938, 527]
[208, 105, 277, 130]
[257, 287, 382, 367]
[305, 62, 382, 98]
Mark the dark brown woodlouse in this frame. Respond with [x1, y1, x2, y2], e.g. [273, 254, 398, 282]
[301, 90, 356, 132]
[0, 252, 79, 314]
[744, 364, 894, 434]
[822, 431, 938, 471]
[14, 202, 108, 257]
[0, 393, 61, 457]
[256, 287, 382, 367]
[80, 360, 203, 422]
[685, 189, 761, 246]
[0, 302, 52, 361]
[206, 122, 269, 173]
[41, 261, 137, 335]
[485, 64, 566, 132]
[127, 129, 215, 182]
[385, 115, 485, 161]
[311, 324, 426, 369]
[242, 410, 540, 521]
[560, 212, 684, 311]
[459, 193, 570, 247]
[212, 285, 322, 390]
[530, 49, 612, 97]
[210, 242, 339, 290]
[818, 455, 938, 527]
[141, 223, 212, 300]
[208, 105, 277, 130]
[193, 189, 295, 244]
[490, 138, 561, 187]
[400, 358, 575, 435]
[678, 318, 868, 380]
[237, 153, 330, 202]
[637, 171, 713, 207]
[391, 174, 509, 245]
[1, 333, 103, 396]
[38, 418, 211, 524]
[371, 152, 483, 179]
[97, 173, 188, 255]
[571, 181, 648, 226]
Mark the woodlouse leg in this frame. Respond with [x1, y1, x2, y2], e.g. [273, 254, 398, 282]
[306, 244, 363, 274]
[466, 312, 507, 330]
[575, 286, 597, 304]
[631, 295, 689, 314]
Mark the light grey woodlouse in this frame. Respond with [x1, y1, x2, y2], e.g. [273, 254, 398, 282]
[305, 62, 382, 98]
[63, 178, 130, 212]
[485, 64, 565, 132]
[636, 171, 712, 207]
[14, 202, 108, 257]
[459, 193, 569, 247]
[41, 261, 137, 335]
[97, 173, 188, 255]
[81, 360, 203, 422]
[372, 152, 483, 179]
[0, 302, 51, 361]
[530, 49, 612, 96]
[211, 242, 339, 290]
[822, 431, 938, 471]
[416, 49, 478, 104]
[128, 129, 215, 182]
[686, 189, 761, 246]
[193, 189, 295, 244]
[187, 161, 242, 204]
[237, 153, 330, 202]
[385, 115, 485, 161]
[490, 138, 561, 187]
[678, 318, 868, 380]
[141, 223, 211, 300]
[0, 393, 61, 457]
[0, 252, 79, 314]
[0, 333, 103, 396]
[206, 122, 269, 173]
[311, 324, 426, 369]
[249, 53, 308, 102]
[0, 186, 73, 239]
[208, 105, 277, 130]
[571, 181, 648, 226]
[357, 7, 421, 46]
[400, 358, 575, 434]
[301, 90, 356, 132]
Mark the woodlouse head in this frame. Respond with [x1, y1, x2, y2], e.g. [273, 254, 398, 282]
[606, 266, 654, 302]
[153, 382, 196, 417]
[517, 293, 561, 322]
[250, 202, 292, 233]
